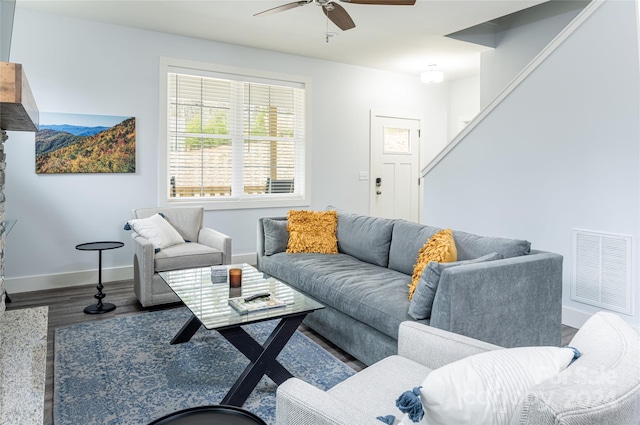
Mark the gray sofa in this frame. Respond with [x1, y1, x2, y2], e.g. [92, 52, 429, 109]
[257, 209, 562, 366]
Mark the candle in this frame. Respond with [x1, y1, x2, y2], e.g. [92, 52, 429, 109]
[229, 268, 242, 288]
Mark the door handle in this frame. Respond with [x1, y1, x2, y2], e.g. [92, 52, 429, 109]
[375, 177, 382, 195]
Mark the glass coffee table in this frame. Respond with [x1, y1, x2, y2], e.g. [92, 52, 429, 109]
[159, 263, 324, 407]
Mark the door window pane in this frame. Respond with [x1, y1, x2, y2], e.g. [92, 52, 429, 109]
[383, 127, 410, 154]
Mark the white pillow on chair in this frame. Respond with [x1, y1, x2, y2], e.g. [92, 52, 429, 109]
[420, 346, 577, 425]
[127, 213, 184, 251]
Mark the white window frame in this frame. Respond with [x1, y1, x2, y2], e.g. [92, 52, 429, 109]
[159, 57, 312, 210]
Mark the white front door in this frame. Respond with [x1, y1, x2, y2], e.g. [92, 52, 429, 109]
[370, 112, 421, 222]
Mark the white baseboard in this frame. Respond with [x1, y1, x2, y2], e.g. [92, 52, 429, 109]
[5, 266, 134, 294]
[562, 306, 592, 329]
[5, 253, 258, 294]
[232, 252, 257, 266]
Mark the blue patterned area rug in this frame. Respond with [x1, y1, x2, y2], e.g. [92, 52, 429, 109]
[54, 307, 355, 425]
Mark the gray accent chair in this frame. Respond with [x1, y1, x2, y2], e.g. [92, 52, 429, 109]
[276, 312, 640, 425]
[130, 207, 232, 307]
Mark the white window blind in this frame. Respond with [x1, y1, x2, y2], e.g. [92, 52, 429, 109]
[166, 67, 306, 204]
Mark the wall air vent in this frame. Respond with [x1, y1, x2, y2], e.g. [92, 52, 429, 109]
[571, 229, 633, 315]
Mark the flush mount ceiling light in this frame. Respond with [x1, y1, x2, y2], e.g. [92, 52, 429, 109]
[420, 64, 444, 83]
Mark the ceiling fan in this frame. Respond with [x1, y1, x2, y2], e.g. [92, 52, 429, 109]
[254, 0, 416, 31]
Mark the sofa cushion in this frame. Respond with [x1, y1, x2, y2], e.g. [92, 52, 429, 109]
[388, 220, 441, 275]
[154, 242, 223, 272]
[452, 230, 531, 261]
[286, 210, 338, 254]
[420, 346, 579, 425]
[335, 209, 395, 267]
[263, 218, 289, 256]
[409, 229, 457, 300]
[408, 252, 503, 320]
[261, 253, 412, 340]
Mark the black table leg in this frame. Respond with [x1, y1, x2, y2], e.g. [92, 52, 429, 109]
[218, 321, 296, 384]
[171, 314, 203, 345]
[84, 249, 116, 314]
[218, 313, 306, 406]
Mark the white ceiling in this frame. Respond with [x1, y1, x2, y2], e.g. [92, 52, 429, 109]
[16, 0, 546, 81]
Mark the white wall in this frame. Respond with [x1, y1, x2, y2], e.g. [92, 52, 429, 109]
[480, 0, 587, 109]
[5, 7, 446, 291]
[421, 83, 449, 169]
[423, 0, 640, 329]
[448, 76, 480, 141]
[422, 76, 480, 167]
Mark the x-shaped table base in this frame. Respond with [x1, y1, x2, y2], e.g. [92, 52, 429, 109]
[170, 312, 307, 407]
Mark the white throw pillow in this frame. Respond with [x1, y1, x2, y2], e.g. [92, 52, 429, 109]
[421, 346, 576, 425]
[127, 213, 184, 250]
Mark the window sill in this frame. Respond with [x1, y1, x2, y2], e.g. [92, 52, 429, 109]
[165, 196, 311, 211]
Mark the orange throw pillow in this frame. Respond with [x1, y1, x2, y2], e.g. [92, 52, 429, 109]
[286, 210, 338, 254]
[408, 228, 457, 300]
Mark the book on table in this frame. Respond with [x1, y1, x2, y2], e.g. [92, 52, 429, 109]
[228, 294, 287, 314]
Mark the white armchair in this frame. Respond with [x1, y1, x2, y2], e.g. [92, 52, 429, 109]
[276, 312, 640, 425]
[130, 207, 231, 307]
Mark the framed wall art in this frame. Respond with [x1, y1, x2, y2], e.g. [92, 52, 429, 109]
[35, 112, 135, 174]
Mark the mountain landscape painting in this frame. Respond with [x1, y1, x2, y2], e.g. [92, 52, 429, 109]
[36, 112, 136, 174]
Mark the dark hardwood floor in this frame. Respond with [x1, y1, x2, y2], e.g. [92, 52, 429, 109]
[6, 280, 577, 425]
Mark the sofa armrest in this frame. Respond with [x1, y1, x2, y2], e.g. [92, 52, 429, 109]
[429, 251, 563, 348]
[198, 228, 232, 265]
[398, 321, 501, 370]
[276, 378, 375, 425]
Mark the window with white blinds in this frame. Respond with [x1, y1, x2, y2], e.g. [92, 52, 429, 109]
[161, 60, 308, 209]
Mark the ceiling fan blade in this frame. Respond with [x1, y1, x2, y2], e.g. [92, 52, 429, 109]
[323, 3, 356, 31]
[340, 0, 416, 4]
[254, 1, 309, 17]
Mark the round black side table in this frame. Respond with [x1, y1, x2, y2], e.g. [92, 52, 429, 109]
[148, 405, 267, 425]
[76, 241, 124, 314]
